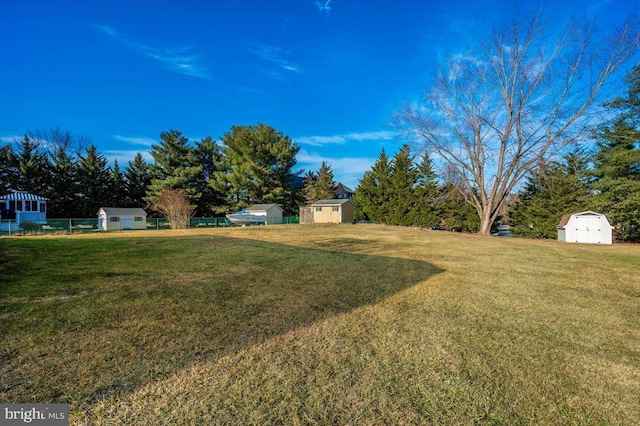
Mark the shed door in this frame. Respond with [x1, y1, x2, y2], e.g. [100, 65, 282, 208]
[122, 216, 132, 230]
[575, 215, 601, 243]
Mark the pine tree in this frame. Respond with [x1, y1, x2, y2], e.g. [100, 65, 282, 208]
[46, 144, 79, 218]
[435, 182, 480, 232]
[388, 145, 418, 226]
[588, 120, 640, 242]
[193, 136, 226, 216]
[0, 144, 13, 193]
[124, 153, 151, 208]
[108, 160, 128, 208]
[412, 151, 440, 228]
[145, 130, 203, 208]
[586, 64, 640, 242]
[302, 162, 336, 203]
[354, 149, 392, 223]
[77, 144, 111, 216]
[511, 150, 589, 238]
[215, 123, 299, 213]
[301, 170, 317, 204]
[5, 136, 49, 194]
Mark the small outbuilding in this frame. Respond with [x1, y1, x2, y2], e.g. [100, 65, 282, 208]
[557, 211, 613, 244]
[0, 190, 48, 231]
[301, 199, 355, 224]
[245, 204, 284, 225]
[98, 207, 147, 231]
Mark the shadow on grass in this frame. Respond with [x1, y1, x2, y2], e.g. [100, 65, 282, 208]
[0, 235, 442, 409]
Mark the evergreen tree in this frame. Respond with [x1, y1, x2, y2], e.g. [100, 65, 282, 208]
[605, 63, 640, 128]
[388, 145, 419, 226]
[46, 144, 79, 218]
[435, 182, 480, 232]
[301, 170, 317, 204]
[354, 149, 392, 223]
[586, 64, 640, 242]
[193, 136, 226, 215]
[145, 130, 203, 208]
[5, 136, 49, 194]
[77, 145, 111, 216]
[215, 123, 299, 213]
[412, 151, 441, 228]
[302, 162, 336, 203]
[588, 120, 640, 242]
[511, 150, 589, 238]
[0, 144, 14, 193]
[108, 160, 128, 208]
[125, 153, 152, 208]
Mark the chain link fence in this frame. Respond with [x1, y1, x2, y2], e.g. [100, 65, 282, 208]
[0, 216, 300, 236]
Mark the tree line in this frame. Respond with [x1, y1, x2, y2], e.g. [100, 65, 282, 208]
[2, 9, 637, 240]
[0, 123, 302, 219]
[510, 66, 640, 243]
[354, 62, 639, 242]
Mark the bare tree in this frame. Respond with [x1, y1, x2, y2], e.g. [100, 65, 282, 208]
[152, 188, 195, 229]
[397, 9, 639, 235]
[28, 127, 90, 158]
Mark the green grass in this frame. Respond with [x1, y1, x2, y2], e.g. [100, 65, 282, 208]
[1, 225, 639, 424]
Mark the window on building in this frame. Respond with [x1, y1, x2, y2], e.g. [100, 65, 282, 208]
[134, 216, 143, 222]
[40, 202, 46, 213]
[315, 207, 322, 212]
[332, 206, 339, 212]
[110, 217, 120, 222]
[16, 201, 22, 211]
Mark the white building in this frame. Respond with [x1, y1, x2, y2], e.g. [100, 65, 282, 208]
[244, 204, 284, 225]
[0, 190, 48, 231]
[98, 207, 148, 231]
[557, 211, 613, 244]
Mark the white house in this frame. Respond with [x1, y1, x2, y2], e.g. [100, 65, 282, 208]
[0, 190, 48, 231]
[98, 207, 148, 231]
[557, 211, 613, 244]
[245, 204, 284, 225]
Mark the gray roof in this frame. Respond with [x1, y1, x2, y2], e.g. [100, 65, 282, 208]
[0, 190, 48, 201]
[246, 204, 283, 212]
[335, 182, 355, 193]
[99, 207, 147, 216]
[311, 199, 354, 206]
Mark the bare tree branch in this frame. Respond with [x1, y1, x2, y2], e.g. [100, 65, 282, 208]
[396, 9, 639, 234]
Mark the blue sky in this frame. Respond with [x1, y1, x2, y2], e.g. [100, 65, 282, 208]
[1, 0, 637, 188]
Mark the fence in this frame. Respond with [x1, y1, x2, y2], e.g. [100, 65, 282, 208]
[0, 216, 300, 236]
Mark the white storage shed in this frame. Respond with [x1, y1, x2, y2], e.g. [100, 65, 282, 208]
[98, 207, 148, 231]
[557, 211, 613, 244]
[245, 204, 284, 225]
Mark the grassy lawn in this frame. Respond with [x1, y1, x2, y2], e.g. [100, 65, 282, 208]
[1, 225, 639, 424]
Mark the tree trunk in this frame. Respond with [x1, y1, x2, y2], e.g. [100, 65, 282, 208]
[479, 207, 494, 235]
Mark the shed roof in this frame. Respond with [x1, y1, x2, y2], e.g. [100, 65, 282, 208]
[246, 204, 283, 212]
[557, 211, 605, 228]
[0, 190, 48, 201]
[99, 207, 147, 216]
[311, 199, 354, 207]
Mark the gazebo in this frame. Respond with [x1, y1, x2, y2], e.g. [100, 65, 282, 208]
[0, 190, 48, 231]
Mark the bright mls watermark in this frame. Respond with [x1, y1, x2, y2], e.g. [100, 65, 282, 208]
[1, 404, 68, 425]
